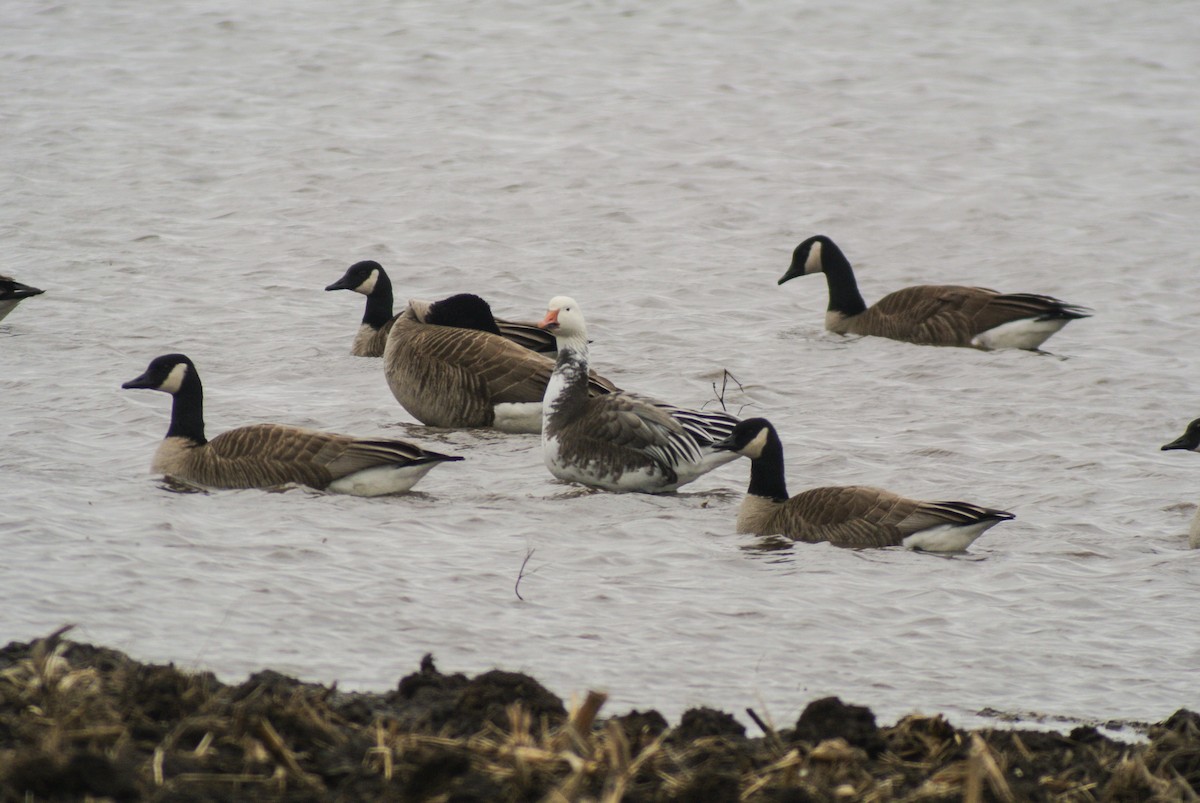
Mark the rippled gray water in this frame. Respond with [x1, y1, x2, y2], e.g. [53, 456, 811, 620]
[2, 0, 1198, 733]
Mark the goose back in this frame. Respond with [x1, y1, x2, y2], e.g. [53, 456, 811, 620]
[746, 486, 1010, 550]
[840, 285, 1089, 348]
[384, 311, 617, 431]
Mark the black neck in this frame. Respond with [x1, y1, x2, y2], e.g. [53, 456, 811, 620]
[166, 373, 207, 444]
[362, 272, 394, 330]
[821, 246, 868, 317]
[747, 431, 789, 502]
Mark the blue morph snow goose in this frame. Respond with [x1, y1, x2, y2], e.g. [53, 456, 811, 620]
[779, 235, 1091, 351]
[537, 296, 740, 493]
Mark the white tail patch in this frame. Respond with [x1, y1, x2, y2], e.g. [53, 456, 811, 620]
[804, 240, 823, 273]
[327, 462, 440, 496]
[971, 318, 1069, 351]
[902, 520, 1001, 552]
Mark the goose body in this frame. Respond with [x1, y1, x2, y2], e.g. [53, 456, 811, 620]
[123, 354, 462, 495]
[326, 261, 557, 356]
[384, 294, 619, 433]
[538, 296, 740, 493]
[714, 418, 1013, 550]
[0, 276, 44, 323]
[1161, 418, 1200, 549]
[778, 236, 1091, 350]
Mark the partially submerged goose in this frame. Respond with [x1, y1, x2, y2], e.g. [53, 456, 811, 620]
[0, 276, 44, 323]
[778, 236, 1091, 350]
[714, 418, 1013, 550]
[538, 296, 740, 493]
[326, 261, 557, 356]
[1161, 418, 1200, 548]
[384, 294, 619, 433]
[123, 354, 462, 495]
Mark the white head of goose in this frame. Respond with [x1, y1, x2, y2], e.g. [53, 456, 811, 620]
[326, 261, 557, 357]
[778, 235, 1092, 351]
[0, 275, 44, 323]
[1161, 418, 1200, 549]
[122, 354, 462, 495]
[537, 296, 741, 493]
[384, 294, 619, 433]
[713, 418, 1014, 551]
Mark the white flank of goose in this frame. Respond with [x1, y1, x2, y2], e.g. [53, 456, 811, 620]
[778, 235, 1092, 350]
[383, 294, 619, 433]
[122, 354, 462, 495]
[326, 261, 557, 357]
[0, 275, 44, 323]
[714, 418, 1014, 551]
[1161, 418, 1200, 549]
[537, 296, 740, 493]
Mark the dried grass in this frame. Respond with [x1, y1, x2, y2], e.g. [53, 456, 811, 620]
[0, 628, 1197, 802]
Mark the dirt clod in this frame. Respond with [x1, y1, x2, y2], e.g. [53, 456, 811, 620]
[0, 630, 1196, 801]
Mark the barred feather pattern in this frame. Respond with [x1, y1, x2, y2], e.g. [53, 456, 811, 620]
[835, 285, 1092, 347]
[384, 314, 617, 428]
[152, 424, 459, 491]
[740, 486, 1014, 548]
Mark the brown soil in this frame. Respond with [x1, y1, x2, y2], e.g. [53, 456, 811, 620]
[1, 627, 1197, 802]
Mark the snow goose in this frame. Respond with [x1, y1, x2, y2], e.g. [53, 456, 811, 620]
[1161, 418, 1200, 548]
[325, 261, 556, 356]
[538, 296, 740, 493]
[123, 354, 462, 495]
[384, 294, 619, 433]
[778, 236, 1091, 350]
[714, 418, 1014, 550]
[0, 275, 44, 323]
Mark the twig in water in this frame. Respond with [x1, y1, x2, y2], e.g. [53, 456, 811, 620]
[707, 368, 750, 414]
[515, 548, 535, 601]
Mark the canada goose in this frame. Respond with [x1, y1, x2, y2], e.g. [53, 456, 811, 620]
[0, 276, 44, 323]
[1160, 418, 1200, 548]
[122, 354, 462, 495]
[778, 236, 1091, 350]
[538, 296, 741, 493]
[325, 261, 557, 356]
[384, 294, 619, 433]
[713, 418, 1014, 550]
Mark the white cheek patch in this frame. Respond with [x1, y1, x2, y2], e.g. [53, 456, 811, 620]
[356, 269, 379, 295]
[160, 362, 189, 394]
[743, 427, 770, 459]
[804, 240, 823, 274]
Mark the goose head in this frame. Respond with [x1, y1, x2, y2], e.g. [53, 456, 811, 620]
[326, 260, 384, 295]
[538, 296, 586, 339]
[712, 417, 779, 459]
[1162, 418, 1200, 453]
[122, 354, 198, 396]
[778, 235, 843, 285]
[424, 293, 502, 336]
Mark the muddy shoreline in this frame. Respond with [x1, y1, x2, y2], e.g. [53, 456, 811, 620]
[1, 628, 1196, 801]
